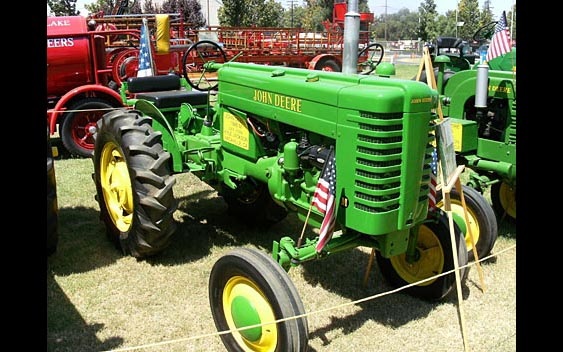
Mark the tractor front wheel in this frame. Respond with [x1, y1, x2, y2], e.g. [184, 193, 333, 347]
[209, 248, 309, 351]
[436, 185, 498, 262]
[491, 181, 516, 221]
[93, 109, 177, 258]
[377, 209, 469, 301]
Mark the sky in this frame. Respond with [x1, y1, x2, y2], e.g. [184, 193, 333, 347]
[68, 0, 515, 19]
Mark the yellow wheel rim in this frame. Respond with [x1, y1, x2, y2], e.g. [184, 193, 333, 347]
[223, 276, 278, 352]
[389, 225, 444, 286]
[99, 142, 134, 232]
[437, 199, 480, 252]
[499, 183, 516, 219]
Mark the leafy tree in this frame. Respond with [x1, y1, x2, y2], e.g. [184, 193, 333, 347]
[417, 0, 438, 42]
[47, 0, 80, 16]
[161, 0, 206, 28]
[218, 0, 248, 26]
[283, 4, 305, 28]
[479, 0, 494, 28]
[258, 0, 285, 27]
[129, 0, 142, 13]
[301, 1, 325, 31]
[506, 3, 516, 40]
[218, 0, 283, 27]
[457, 0, 480, 39]
[84, 0, 116, 16]
[142, 0, 159, 13]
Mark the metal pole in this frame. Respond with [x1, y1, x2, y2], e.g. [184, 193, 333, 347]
[342, 0, 360, 74]
[384, 0, 387, 42]
[455, 9, 458, 37]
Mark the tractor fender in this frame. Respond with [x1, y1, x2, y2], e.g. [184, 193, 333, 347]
[48, 84, 124, 134]
[308, 54, 341, 71]
[133, 99, 183, 172]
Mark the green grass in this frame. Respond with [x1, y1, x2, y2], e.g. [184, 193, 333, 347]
[47, 65, 516, 352]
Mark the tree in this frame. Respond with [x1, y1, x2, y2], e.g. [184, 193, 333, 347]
[142, 0, 158, 13]
[301, 1, 325, 31]
[161, 0, 206, 28]
[282, 5, 305, 28]
[506, 3, 516, 40]
[47, 0, 80, 16]
[457, 0, 480, 39]
[129, 0, 142, 13]
[479, 0, 494, 28]
[418, 0, 439, 42]
[258, 0, 285, 27]
[218, 0, 283, 27]
[84, 0, 117, 16]
[218, 0, 247, 26]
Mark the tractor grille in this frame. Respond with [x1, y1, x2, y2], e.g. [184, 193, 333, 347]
[420, 134, 436, 203]
[508, 99, 516, 144]
[353, 112, 404, 213]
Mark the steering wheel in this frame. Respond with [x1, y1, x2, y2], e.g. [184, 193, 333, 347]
[357, 43, 384, 75]
[473, 21, 498, 42]
[182, 40, 227, 91]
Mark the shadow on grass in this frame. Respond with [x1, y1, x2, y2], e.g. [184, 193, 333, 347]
[47, 270, 123, 352]
[296, 247, 472, 345]
[48, 206, 123, 276]
[144, 190, 309, 266]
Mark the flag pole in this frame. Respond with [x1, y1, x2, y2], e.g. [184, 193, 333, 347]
[142, 17, 155, 76]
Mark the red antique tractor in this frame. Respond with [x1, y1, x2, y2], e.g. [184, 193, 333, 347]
[46, 14, 187, 158]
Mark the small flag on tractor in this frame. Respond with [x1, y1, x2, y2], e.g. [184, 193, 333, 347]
[428, 148, 438, 211]
[312, 149, 337, 253]
[137, 17, 154, 77]
[486, 11, 511, 62]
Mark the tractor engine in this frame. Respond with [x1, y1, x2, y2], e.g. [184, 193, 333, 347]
[208, 62, 438, 245]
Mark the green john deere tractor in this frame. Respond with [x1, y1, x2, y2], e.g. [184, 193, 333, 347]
[429, 21, 516, 224]
[92, 38, 471, 351]
[415, 19, 515, 244]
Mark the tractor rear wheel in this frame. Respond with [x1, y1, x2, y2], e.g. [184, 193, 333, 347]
[491, 181, 516, 221]
[209, 247, 309, 352]
[316, 59, 341, 72]
[436, 185, 498, 262]
[61, 98, 114, 158]
[377, 209, 469, 301]
[93, 108, 177, 258]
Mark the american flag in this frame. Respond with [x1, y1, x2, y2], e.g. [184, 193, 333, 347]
[137, 18, 154, 77]
[428, 148, 438, 211]
[486, 11, 511, 62]
[312, 149, 337, 252]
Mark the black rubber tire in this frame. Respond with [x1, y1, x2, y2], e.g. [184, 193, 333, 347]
[47, 127, 59, 256]
[209, 247, 309, 351]
[61, 98, 115, 158]
[436, 185, 498, 262]
[316, 58, 341, 72]
[491, 181, 516, 222]
[220, 178, 288, 226]
[92, 108, 178, 258]
[376, 209, 469, 301]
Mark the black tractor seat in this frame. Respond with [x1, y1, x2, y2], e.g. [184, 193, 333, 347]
[126, 75, 209, 109]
